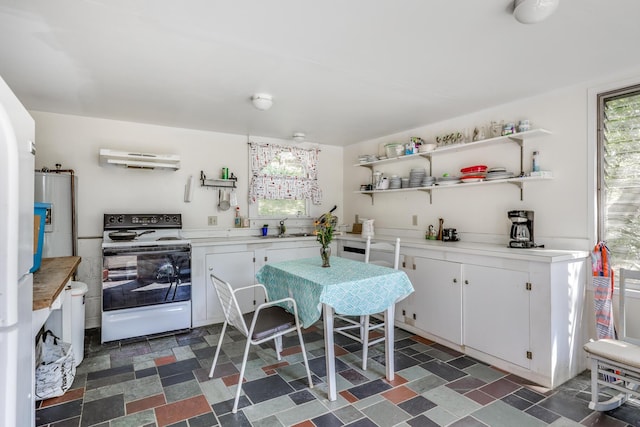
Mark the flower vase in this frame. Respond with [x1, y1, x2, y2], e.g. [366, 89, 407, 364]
[320, 245, 331, 268]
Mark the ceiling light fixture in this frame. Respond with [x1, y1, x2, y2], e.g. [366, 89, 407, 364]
[513, 0, 559, 24]
[292, 132, 306, 142]
[251, 93, 273, 110]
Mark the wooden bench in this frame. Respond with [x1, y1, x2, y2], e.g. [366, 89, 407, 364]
[583, 268, 640, 411]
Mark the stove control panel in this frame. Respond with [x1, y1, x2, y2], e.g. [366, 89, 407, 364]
[104, 213, 182, 229]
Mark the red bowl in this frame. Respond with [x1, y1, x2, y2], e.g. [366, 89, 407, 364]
[460, 165, 488, 174]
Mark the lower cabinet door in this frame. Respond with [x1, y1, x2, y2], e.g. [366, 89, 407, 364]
[410, 257, 463, 345]
[265, 245, 320, 264]
[463, 264, 530, 368]
[206, 251, 257, 320]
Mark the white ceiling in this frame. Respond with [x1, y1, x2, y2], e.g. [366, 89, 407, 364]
[1, 0, 640, 146]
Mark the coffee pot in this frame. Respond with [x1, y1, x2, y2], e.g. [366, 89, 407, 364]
[508, 210, 536, 248]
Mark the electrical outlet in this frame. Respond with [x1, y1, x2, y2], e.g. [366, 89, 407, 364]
[412, 215, 418, 226]
[208, 216, 217, 226]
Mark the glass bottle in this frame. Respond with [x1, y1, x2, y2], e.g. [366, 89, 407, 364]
[532, 151, 540, 172]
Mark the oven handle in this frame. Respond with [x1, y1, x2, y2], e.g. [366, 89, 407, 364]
[103, 247, 191, 257]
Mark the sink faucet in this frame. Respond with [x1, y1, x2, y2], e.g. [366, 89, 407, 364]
[278, 218, 287, 236]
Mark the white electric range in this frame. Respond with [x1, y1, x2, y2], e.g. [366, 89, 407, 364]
[101, 213, 191, 343]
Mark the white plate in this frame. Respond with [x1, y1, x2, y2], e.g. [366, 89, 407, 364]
[436, 180, 461, 186]
[460, 177, 484, 183]
[485, 173, 515, 181]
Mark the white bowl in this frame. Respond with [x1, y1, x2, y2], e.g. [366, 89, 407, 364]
[419, 143, 437, 152]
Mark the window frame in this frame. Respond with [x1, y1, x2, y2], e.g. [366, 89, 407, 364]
[247, 141, 320, 220]
[596, 82, 640, 291]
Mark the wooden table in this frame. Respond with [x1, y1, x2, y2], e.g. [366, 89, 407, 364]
[256, 256, 414, 401]
[33, 256, 81, 310]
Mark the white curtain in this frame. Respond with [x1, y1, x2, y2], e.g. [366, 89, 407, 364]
[248, 142, 322, 204]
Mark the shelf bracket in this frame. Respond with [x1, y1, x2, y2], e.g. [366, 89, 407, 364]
[418, 188, 433, 204]
[509, 181, 524, 201]
[366, 193, 375, 205]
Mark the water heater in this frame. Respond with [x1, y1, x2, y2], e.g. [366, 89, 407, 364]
[34, 171, 76, 257]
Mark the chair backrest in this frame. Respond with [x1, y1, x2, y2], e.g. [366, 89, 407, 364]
[619, 268, 640, 345]
[364, 236, 400, 270]
[210, 273, 249, 337]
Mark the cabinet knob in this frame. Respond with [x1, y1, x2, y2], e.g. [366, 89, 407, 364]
[453, 278, 457, 283]
[465, 279, 469, 285]
[208, 267, 213, 271]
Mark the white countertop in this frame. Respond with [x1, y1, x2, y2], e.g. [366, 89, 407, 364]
[185, 230, 588, 263]
[188, 234, 318, 247]
[337, 234, 590, 263]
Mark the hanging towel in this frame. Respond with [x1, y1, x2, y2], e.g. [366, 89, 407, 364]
[591, 242, 616, 340]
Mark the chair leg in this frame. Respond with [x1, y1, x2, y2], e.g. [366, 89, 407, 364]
[295, 326, 314, 389]
[362, 315, 369, 370]
[274, 335, 283, 361]
[209, 321, 228, 378]
[233, 337, 253, 414]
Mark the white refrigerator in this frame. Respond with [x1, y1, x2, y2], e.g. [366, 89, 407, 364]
[0, 75, 36, 426]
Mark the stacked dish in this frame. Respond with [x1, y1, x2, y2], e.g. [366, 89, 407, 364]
[358, 154, 378, 163]
[422, 175, 436, 186]
[436, 175, 461, 185]
[485, 167, 516, 180]
[409, 168, 427, 187]
[388, 176, 402, 189]
[460, 165, 487, 183]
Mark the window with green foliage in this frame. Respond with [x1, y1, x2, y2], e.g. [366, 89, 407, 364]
[258, 152, 308, 216]
[598, 84, 640, 274]
[249, 142, 322, 218]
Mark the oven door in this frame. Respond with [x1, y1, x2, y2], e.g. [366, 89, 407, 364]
[102, 244, 191, 311]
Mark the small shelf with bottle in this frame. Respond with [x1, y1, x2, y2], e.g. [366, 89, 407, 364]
[199, 170, 237, 188]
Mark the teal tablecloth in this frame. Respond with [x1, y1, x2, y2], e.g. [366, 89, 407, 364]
[256, 256, 414, 328]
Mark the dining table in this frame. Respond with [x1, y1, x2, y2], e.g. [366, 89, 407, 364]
[255, 256, 414, 401]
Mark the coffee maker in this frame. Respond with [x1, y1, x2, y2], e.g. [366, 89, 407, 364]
[508, 210, 537, 248]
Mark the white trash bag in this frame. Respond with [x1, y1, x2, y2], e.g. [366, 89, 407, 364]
[35, 330, 76, 401]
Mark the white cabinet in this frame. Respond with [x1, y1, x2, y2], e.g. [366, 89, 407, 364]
[463, 264, 530, 368]
[206, 251, 258, 315]
[342, 236, 588, 389]
[192, 238, 326, 327]
[263, 245, 320, 264]
[401, 256, 463, 345]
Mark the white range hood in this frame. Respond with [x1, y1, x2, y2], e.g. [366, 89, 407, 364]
[99, 149, 180, 171]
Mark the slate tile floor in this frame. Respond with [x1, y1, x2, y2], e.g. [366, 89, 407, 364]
[35, 323, 640, 427]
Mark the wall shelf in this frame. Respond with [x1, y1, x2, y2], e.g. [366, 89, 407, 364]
[354, 128, 552, 204]
[354, 176, 553, 204]
[200, 171, 237, 188]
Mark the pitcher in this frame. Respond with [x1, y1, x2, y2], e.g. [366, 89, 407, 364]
[361, 219, 375, 238]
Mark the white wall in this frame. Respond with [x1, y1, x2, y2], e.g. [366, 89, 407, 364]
[32, 112, 343, 328]
[343, 85, 589, 249]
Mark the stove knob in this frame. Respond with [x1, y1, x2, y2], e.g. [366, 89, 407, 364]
[172, 216, 178, 222]
[117, 216, 124, 223]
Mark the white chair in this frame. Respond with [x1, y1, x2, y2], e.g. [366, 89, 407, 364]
[335, 237, 401, 370]
[208, 274, 313, 414]
[583, 268, 640, 411]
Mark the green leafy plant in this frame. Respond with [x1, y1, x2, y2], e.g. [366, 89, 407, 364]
[315, 211, 336, 247]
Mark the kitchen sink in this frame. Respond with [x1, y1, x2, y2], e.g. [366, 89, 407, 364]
[260, 233, 314, 238]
